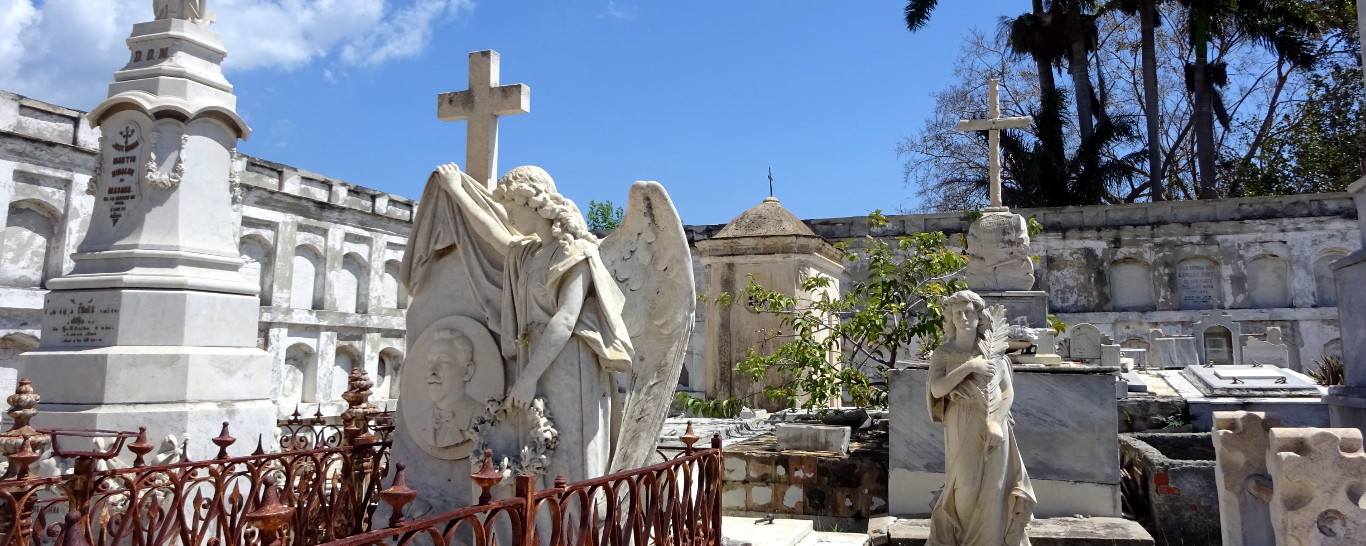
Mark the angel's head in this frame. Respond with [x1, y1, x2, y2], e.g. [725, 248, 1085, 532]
[941, 290, 986, 342]
[493, 166, 597, 249]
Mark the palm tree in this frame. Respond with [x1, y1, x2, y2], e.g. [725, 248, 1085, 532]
[1003, 1, 1102, 144]
[1181, 0, 1320, 199]
[1113, 0, 1168, 201]
[903, 0, 941, 31]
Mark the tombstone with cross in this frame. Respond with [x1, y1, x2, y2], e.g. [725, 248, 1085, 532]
[437, 50, 530, 189]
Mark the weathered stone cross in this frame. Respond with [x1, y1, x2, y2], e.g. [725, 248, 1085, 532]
[956, 78, 1032, 211]
[437, 50, 530, 188]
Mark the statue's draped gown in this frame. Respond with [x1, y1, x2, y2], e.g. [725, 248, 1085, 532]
[928, 348, 1035, 546]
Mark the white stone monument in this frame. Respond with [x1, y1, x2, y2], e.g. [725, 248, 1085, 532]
[1325, 177, 1366, 428]
[394, 51, 695, 512]
[15, 0, 276, 460]
[957, 79, 1048, 328]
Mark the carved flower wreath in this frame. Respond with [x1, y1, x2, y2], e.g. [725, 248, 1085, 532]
[470, 396, 559, 484]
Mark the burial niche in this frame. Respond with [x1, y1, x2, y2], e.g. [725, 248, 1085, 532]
[1313, 251, 1346, 307]
[381, 260, 406, 309]
[282, 343, 316, 405]
[334, 253, 367, 313]
[1246, 255, 1291, 309]
[376, 348, 403, 399]
[1109, 259, 1155, 311]
[1203, 326, 1234, 366]
[0, 201, 58, 288]
[0, 333, 39, 363]
[239, 236, 273, 304]
[290, 245, 324, 310]
[333, 346, 361, 402]
[1177, 257, 1220, 310]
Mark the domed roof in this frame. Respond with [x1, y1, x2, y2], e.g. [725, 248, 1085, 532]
[712, 197, 818, 239]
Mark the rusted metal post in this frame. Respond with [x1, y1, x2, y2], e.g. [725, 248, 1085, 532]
[212, 422, 236, 460]
[128, 427, 153, 468]
[679, 421, 699, 455]
[377, 462, 417, 528]
[712, 434, 723, 546]
[58, 511, 90, 546]
[515, 474, 535, 546]
[0, 379, 50, 479]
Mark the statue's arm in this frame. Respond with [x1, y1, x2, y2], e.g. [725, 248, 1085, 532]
[436, 163, 516, 250]
[505, 261, 590, 407]
[928, 355, 985, 399]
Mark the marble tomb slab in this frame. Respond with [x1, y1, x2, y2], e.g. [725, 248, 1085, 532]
[1179, 365, 1320, 398]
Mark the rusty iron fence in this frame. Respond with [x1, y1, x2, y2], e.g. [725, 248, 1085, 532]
[0, 368, 724, 546]
[320, 430, 724, 546]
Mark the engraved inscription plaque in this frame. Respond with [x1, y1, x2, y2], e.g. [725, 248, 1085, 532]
[103, 122, 145, 229]
[46, 296, 120, 346]
[1177, 258, 1219, 310]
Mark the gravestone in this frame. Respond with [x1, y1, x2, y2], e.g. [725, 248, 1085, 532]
[1180, 365, 1321, 399]
[1067, 323, 1109, 362]
[1193, 313, 1243, 366]
[1243, 327, 1291, 369]
[15, 0, 276, 459]
[1325, 176, 1366, 428]
[1177, 258, 1221, 310]
[1150, 328, 1199, 369]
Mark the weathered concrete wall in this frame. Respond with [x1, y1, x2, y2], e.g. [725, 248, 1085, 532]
[722, 431, 888, 525]
[1119, 433, 1220, 546]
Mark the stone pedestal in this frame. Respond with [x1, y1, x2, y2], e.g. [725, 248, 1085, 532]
[1326, 177, 1366, 430]
[888, 366, 1121, 518]
[15, 11, 274, 460]
[979, 290, 1048, 327]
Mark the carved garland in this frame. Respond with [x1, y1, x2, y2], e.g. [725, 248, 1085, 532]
[86, 136, 104, 196]
[228, 148, 243, 204]
[469, 397, 559, 483]
[144, 131, 186, 190]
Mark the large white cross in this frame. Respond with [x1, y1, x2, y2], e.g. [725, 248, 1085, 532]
[437, 50, 530, 188]
[956, 78, 1032, 211]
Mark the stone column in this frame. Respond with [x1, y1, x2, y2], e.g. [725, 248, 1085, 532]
[15, 10, 276, 460]
[1325, 178, 1366, 429]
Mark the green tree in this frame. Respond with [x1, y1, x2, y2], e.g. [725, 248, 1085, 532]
[1112, 0, 1172, 201]
[1232, 65, 1365, 195]
[1181, 0, 1321, 199]
[585, 200, 624, 231]
[733, 211, 968, 411]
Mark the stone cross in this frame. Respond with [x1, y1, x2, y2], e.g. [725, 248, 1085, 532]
[956, 78, 1032, 211]
[437, 50, 530, 188]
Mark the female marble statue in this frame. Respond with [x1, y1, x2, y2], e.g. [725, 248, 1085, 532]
[927, 291, 1035, 546]
[401, 163, 693, 483]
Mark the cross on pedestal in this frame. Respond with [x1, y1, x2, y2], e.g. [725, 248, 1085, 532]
[956, 78, 1032, 212]
[437, 50, 530, 188]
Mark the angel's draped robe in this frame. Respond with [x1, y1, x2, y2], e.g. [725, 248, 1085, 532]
[401, 167, 632, 486]
[927, 348, 1035, 546]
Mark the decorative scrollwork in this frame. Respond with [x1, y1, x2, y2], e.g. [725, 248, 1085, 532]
[144, 132, 185, 190]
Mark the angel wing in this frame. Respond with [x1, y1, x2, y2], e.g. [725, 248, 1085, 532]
[601, 181, 696, 474]
[975, 304, 1010, 415]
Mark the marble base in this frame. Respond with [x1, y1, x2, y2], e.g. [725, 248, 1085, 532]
[1325, 386, 1366, 430]
[888, 367, 1121, 517]
[388, 414, 477, 517]
[979, 291, 1049, 328]
[1012, 353, 1063, 366]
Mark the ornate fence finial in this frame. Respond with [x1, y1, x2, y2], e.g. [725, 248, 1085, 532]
[213, 422, 235, 460]
[59, 511, 91, 546]
[679, 421, 699, 453]
[378, 462, 418, 527]
[245, 474, 295, 546]
[128, 427, 153, 468]
[472, 449, 502, 505]
[0, 378, 51, 476]
[342, 367, 376, 445]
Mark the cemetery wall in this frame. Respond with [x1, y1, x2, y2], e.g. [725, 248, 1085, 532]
[687, 194, 1359, 372]
[2, 89, 1357, 417]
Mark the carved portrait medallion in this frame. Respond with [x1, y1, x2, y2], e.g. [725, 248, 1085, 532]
[400, 316, 504, 460]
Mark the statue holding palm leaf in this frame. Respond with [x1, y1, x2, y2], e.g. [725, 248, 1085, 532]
[927, 290, 1035, 546]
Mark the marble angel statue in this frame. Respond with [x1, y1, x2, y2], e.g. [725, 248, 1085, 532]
[400, 163, 694, 483]
[927, 291, 1035, 546]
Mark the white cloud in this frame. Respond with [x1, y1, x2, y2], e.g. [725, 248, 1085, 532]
[0, 0, 472, 110]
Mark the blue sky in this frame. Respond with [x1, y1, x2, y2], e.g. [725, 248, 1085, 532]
[4, 1, 1026, 225]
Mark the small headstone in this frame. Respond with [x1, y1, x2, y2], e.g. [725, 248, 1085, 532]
[1193, 313, 1243, 366]
[1151, 329, 1200, 369]
[775, 423, 850, 455]
[1068, 324, 1108, 361]
[1100, 344, 1121, 369]
[1243, 327, 1291, 368]
[1120, 348, 1147, 369]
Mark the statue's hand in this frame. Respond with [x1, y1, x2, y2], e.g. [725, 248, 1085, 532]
[985, 421, 1005, 451]
[505, 380, 535, 410]
[437, 162, 462, 180]
[965, 356, 992, 376]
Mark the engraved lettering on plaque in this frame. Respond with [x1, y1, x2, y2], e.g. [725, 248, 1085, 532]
[1177, 258, 1219, 310]
[46, 297, 119, 346]
[104, 122, 145, 229]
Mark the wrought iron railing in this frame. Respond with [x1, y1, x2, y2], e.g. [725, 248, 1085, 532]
[320, 430, 724, 546]
[0, 370, 724, 546]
